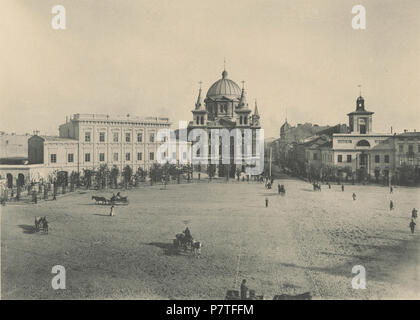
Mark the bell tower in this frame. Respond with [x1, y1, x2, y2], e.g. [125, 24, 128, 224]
[347, 94, 374, 134]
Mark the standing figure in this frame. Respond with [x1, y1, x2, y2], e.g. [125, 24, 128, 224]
[184, 227, 192, 241]
[265, 197, 269, 208]
[412, 208, 418, 219]
[328, 183, 331, 189]
[341, 184, 344, 192]
[110, 205, 115, 216]
[352, 193, 356, 201]
[390, 200, 394, 211]
[409, 219, 416, 234]
[390, 186, 393, 194]
[278, 184, 281, 194]
[240, 279, 248, 300]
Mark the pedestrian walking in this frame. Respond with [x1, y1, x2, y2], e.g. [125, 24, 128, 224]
[53, 193, 57, 201]
[390, 200, 394, 211]
[390, 186, 393, 194]
[412, 208, 418, 219]
[352, 193, 356, 201]
[409, 219, 416, 234]
[341, 184, 344, 192]
[110, 205, 115, 217]
[328, 183, 331, 189]
[265, 197, 269, 208]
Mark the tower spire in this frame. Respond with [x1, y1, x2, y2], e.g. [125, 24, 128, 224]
[254, 99, 259, 116]
[195, 82, 204, 110]
[238, 84, 248, 109]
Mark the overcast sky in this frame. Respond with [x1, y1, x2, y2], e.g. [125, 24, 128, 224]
[1, 0, 419, 138]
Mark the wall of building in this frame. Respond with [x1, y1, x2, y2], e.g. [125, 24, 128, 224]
[28, 136, 44, 164]
[0, 133, 30, 159]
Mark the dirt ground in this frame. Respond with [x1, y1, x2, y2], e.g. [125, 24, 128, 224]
[1, 178, 419, 299]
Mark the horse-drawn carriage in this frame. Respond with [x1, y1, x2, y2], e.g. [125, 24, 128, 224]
[173, 231, 202, 257]
[313, 182, 321, 191]
[278, 184, 286, 195]
[34, 216, 49, 233]
[91, 194, 129, 205]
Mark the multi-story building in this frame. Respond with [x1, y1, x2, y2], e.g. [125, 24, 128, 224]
[27, 113, 171, 179]
[394, 131, 420, 167]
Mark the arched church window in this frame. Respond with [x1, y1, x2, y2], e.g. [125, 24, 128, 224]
[356, 140, 370, 147]
[239, 117, 242, 125]
[196, 117, 199, 125]
[244, 116, 248, 124]
[220, 105, 223, 112]
[201, 116, 204, 125]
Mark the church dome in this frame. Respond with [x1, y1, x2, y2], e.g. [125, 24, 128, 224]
[206, 70, 242, 100]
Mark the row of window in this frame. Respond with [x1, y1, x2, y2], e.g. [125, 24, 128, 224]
[337, 154, 390, 163]
[50, 152, 156, 163]
[84, 132, 155, 143]
[398, 144, 420, 153]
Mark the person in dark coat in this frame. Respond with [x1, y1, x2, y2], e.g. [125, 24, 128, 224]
[390, 200, 394, 211]
[240, 279, 248, 299]
[412, 208, 418, 219]
[184, 227, 192, 241]
[410, 219, 416, 234]
[265, 197, 269, 208]
[341, 184, 344, 192]
[352, 193, 356, 201]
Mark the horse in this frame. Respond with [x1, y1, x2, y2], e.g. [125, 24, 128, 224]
[92, 196, 107, 204]
[313, 183, 321, 191]
[35, 216, 48, 233]
[192, 241, 202, 258]
[35, 216, 44, 231]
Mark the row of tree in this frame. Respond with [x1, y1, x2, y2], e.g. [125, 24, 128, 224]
[62, 163, 196, 190]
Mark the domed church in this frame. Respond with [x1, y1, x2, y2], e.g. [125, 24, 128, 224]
[188, 68, 262, 177]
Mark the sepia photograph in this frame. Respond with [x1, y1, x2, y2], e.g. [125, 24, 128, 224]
[0, 0, 419, 308]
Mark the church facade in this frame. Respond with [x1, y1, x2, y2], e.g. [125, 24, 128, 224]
[188, 69, 262, 177]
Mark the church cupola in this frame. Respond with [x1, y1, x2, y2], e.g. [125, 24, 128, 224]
[356, 96, 365, 111]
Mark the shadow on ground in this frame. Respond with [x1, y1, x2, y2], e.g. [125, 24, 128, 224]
[147, 242, 182, 256]
[18, 224, 37, 234]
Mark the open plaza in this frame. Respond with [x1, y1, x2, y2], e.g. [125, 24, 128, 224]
[1, 177, 419, 299]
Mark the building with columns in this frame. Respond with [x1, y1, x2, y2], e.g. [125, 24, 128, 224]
[188, 68, 262, 177]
